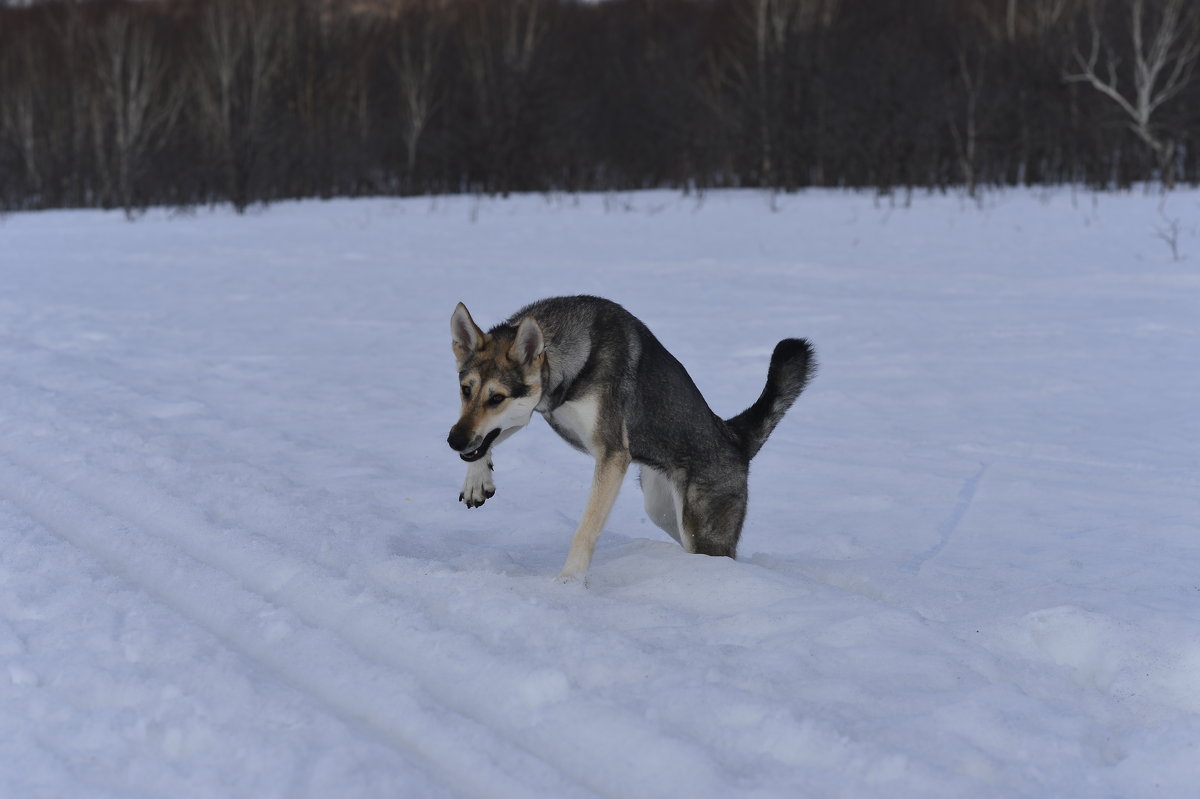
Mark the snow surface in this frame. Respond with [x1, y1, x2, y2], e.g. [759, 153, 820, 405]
[1, 188, 1198, 798]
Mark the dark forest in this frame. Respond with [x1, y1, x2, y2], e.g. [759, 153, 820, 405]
[2, 0, 1199, 213]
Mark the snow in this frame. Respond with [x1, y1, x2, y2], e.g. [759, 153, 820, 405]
[1, 188, 1198, 797]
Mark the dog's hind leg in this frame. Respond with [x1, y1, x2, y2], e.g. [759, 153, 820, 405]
[559, 451, 631, 582]
[679, 471, 748, 559]
[639, 466, 685, 546]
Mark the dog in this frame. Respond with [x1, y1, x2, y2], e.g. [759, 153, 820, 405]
[447, 296, 814, 581]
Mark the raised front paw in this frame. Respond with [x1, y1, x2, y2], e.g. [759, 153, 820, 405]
[459, 458, 495, 509]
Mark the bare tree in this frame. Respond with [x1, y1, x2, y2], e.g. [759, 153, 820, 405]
[191, 0, 289, 210]
[969, 0, 1078, 40]
[0, 33, 45, 203]
[89, 7, 183, 213]
[946, 46, 986, 199]
[1031, 0, 1078, 35]
[731, 0, 838, 187]
[750, 0, 807, 185]
[751, 0, 786, 185]
[459, 0, 550, 193]
[51, 0, 94, 207]
[1065, 0, 1200, 188]
[388, 0, 448, 190]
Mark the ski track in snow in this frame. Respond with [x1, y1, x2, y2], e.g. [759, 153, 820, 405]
[0, 344, 717, 798]
[2, 189, 1200, 797]
[905, 462, 989, 575]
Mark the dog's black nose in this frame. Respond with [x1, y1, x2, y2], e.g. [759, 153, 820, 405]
[447, 429, 469, 451]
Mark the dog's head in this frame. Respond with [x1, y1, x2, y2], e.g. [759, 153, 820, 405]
[447, 302, 545, 462]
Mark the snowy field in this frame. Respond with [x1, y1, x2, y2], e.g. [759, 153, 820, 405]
[1, 188, 1198, 798]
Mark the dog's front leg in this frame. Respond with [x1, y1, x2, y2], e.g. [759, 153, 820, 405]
[558, 451, 631, 582]
[457, 427, 524, 509]
[459, 453, 495, 508]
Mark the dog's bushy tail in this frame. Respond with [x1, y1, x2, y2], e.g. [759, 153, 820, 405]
[725, 339, 815, 460]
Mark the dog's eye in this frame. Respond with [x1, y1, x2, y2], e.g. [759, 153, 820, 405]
[488, 394, 506, 406]
[461, 385, 471, 399]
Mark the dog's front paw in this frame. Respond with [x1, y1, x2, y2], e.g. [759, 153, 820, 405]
[459, 458, 495, 509]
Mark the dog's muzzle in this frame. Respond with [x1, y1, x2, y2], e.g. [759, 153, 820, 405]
[449, 427, 501, 462]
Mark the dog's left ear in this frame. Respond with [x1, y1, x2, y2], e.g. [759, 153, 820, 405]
[510, 317, 544, 369]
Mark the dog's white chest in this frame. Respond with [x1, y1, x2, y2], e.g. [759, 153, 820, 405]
[544, 394, 601, 456]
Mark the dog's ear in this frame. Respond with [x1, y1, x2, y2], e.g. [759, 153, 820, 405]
[510, 316, 544, 369]
[451, 302, 486, 366]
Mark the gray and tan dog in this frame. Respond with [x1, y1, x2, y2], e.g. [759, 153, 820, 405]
[448, 296, 814, 582]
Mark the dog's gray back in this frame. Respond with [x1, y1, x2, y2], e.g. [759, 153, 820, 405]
[500, 296, 736, 472]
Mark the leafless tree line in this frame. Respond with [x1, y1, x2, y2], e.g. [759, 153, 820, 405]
[1, 0, 1198, 213]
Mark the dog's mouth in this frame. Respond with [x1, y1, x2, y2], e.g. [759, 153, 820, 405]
[459, 428, 501, 462]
